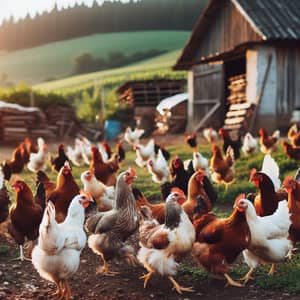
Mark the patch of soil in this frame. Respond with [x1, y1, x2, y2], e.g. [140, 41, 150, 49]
[0, 224, 297, 300]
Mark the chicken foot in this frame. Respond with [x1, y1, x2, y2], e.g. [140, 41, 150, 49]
[51, 281, 63, 298]
[239, 268, 255, 284]
[268, 263, 276, 276]
[11, 245, 31, 261]
[96, 253, 119, 276]
[167, 276, 194, 294]
[139, 263, 154, 288]
[224, 273, 244, 287]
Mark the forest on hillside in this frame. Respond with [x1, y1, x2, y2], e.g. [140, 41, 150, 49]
[0, 0, 208, 52]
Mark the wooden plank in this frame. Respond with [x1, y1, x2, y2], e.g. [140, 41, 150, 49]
[224, 116, 245, 125]
[223, 123, 243, 130]
[229, 102, 252, 110]
[226, 109, 247, 117]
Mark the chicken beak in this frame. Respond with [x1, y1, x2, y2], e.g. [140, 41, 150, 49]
[79, 191, 94, 208]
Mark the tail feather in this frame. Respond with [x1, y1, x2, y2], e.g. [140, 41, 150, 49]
[261, 154, 280, 190]
[272, 130, 280, 140]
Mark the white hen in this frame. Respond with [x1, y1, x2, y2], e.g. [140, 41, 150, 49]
[137, 192, 195, 294]
[242, 132, 258, 156]
[124, 127, 145, 145]
[80, 136, 92, 165]
[236, 198, 292, 284]
[27, 138, 48, 172]
[67, 138, 85, 167]
[203, 127, 218, 143]
[32, 194, 93, 299]
[134, 139, 155, 168]
[147, 149, 169, 184]
[80, 170, 114, 211]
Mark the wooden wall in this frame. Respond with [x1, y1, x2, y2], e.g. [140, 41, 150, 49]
[193, 0, 262, 62]
[247, 45, 300, 132]
[187, 63, 224, 130]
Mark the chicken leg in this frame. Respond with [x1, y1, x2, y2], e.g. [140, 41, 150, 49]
[239, 268, 255, 284]
[268, 263, 276, 276]
[167, 276, 194, 294]
[224, 273, 244, 287]
[11, 245, 31, 261]
[139, 263, 154, 288]
[51, 281, 63, 297]
[96, 252, 119, 276]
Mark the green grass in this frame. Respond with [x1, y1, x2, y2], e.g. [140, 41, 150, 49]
[33, 49, 185, 94]
[0, 31, 189, 85]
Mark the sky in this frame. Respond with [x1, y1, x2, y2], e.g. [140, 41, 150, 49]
[0, 0, 130, 24]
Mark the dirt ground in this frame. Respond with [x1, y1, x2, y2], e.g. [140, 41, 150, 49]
[0, 136, 299, 300]
[0, 225, 298, 300]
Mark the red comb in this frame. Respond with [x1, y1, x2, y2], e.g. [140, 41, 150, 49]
[171, 187, 185, 196]
[250, 168, 257, 178]
[283, 176, 294, 187]
[234, 194, 246, 206]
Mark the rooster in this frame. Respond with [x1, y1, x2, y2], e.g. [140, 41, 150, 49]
[32, 193, 93, 299]
[203, 128, 218, 143]
[137, 192, 195, 294]
[124, 127, 144, 145]
[8, 179, 45, 261]
[36, 170, 56, 200]
[133, 187, 186, 224]
[81, 170, 114, 212]
[282, 176, 300, 254]
[47, 161, 80, 223]
[134, 139, 155, 168]
[115, 140, 125, 162]
[147, 149, 169, 184]
[24, 137, 39, 154]
[161, 156, 193, 199]
[250, 154, 286, 217]
[27, 139, 49, 173]
[287, 124, 300, 147]
[182, 170, 217, 220]
[238, 198, 292, 284]
[0, 168, 10, 224]
[192, 194, 250, 287]
[242, 132, 258, 156]
[85, 168, 139, 275]
[67, 138, 85, 167]
[281, 140, 300, 161]
[185, 133, 197, 150]
[218, 128, 241, 159]
[258, 128, 280, 154]
[89, 146, 119, 186]
[2, 142, 27, 180]
[51, 144, 70, 173]
[210, 145, 235, 188]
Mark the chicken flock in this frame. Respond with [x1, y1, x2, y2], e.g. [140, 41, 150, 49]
[0, 124, 300, 299]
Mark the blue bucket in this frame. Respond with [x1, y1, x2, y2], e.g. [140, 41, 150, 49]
[104, 120, 121, 141]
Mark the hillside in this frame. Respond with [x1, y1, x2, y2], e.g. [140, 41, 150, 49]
[0, 31, 189, 85]
[34, 49, 184, 93]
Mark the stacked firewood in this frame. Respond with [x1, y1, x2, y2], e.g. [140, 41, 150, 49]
[227, 74, 246, 105]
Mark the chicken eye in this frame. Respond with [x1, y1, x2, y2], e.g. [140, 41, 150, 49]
[125, 172, 130, 176]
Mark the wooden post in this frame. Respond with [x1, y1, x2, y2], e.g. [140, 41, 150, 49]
[30, 88, 35, 107]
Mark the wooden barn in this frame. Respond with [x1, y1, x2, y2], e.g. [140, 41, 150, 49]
[174, 0, 300, 134]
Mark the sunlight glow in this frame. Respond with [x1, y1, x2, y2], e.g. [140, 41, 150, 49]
[0, 0, 132, 24]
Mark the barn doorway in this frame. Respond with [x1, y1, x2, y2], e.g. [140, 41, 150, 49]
[222, 55, 253, 134]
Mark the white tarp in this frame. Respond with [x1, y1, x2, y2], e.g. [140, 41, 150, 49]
[0, 100, 40, 112]
[156, 93, 188, 115]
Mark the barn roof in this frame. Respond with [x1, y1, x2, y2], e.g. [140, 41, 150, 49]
[174, 0, 300, 70]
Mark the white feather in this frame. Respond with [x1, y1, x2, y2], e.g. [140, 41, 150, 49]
[261, 154, 281, 190]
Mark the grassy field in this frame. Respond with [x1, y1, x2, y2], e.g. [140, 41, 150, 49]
[0, 31, 189, 85]
[33, 49, 185, 94]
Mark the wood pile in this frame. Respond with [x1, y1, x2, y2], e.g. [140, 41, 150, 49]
[223, 74, 254, 133]
[0, 102, 77, 143]
[44, 105, 77, 137]
[227, 74, 246, 105]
